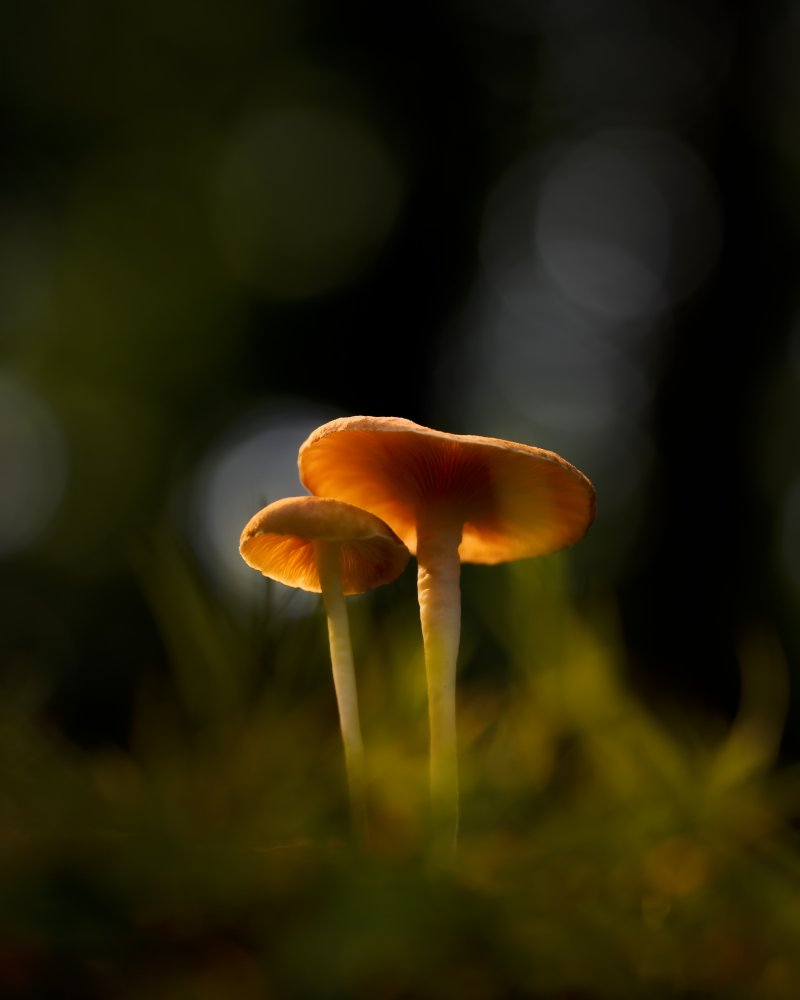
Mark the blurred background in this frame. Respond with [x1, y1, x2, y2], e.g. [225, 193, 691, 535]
[4, 0, 800, 996]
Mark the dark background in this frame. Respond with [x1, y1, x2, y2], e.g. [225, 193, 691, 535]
[2, 0, 800, 750]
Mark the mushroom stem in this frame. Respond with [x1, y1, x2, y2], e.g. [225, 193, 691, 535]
[315, 540, 367, 840]
[416, 513, 463, 849]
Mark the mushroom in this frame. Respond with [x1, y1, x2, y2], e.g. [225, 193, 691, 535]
[298, 416, 596, 846]
[239, 495, 409, 837]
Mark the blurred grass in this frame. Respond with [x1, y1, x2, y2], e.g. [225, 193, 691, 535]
[2, 545, 800, 998]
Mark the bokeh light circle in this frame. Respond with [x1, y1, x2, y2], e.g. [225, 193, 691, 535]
[215, 104, 404, 300]
[534, 130, 721, 319]
[187, 399, 338, 613]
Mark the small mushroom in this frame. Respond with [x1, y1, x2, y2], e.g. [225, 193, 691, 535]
[239, 495, 409, 837]
[299, 416, 595, 846]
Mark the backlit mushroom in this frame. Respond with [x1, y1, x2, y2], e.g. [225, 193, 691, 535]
[239, 495, 409, 837]
[299, 416, 595, 846]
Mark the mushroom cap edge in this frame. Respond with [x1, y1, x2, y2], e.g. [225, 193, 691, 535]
[298, 416, 596, 563]
[239, 495, 410, 594]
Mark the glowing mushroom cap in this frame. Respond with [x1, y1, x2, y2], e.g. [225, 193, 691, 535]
[298, 416, 596, 564]
[239, 495, 409, 595]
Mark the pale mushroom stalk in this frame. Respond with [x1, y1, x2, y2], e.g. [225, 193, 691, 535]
[315, 539, 367, 833]
[416, 511, 463, 846]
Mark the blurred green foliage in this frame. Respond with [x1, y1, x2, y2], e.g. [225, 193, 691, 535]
[2, 546, 799, 999]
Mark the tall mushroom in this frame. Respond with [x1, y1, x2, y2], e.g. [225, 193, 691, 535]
[239, 495, 409, 838]
[299, 416, 595, 847]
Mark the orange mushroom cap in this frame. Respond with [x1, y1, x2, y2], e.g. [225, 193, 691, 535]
[298, 416, 596, 564]
[239, 495, 409, 595]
